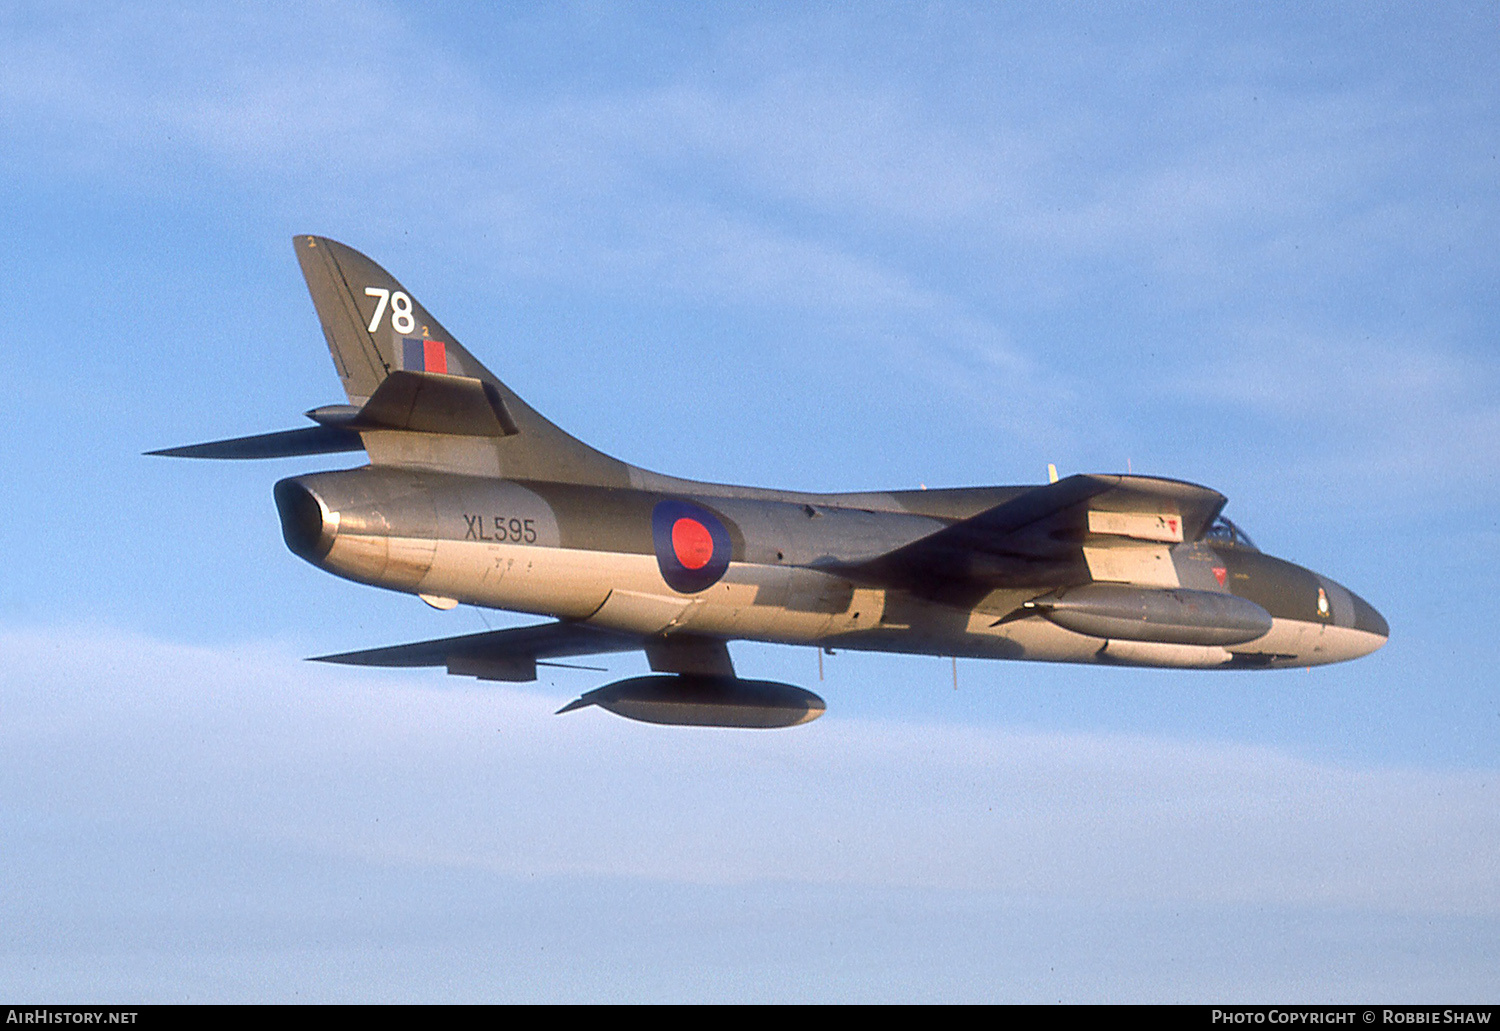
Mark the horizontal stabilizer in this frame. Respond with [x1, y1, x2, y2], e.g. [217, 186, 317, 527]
[147, 424, 364, 460]
[150, 369, 518, 461]
[312, 620, 645, 682]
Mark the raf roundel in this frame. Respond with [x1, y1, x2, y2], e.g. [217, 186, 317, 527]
[652, 500, 732, 593]
[671, 517, 715, 570]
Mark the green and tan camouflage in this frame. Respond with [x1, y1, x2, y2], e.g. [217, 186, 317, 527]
[153, 236, 1388, 727]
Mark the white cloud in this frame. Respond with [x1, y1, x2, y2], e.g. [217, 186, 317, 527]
[5, 4, 1485, 284]
[1160, 326, 1500, 507]
[4, 626, 1495, 915]
[3, 3, 1494, 504]
[0, 5, 1078, 430]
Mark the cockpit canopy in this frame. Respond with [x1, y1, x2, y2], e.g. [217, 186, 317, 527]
[1204, 515, 1258, 551]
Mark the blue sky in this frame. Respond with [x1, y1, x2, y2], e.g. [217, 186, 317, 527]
[1, 1, 1497, 1001]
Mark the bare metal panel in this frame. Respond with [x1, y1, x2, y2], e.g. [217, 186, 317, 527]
[1083, 542, 1181, 587]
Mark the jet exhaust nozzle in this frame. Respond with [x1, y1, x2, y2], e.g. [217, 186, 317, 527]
[1029, 583, 1273, 646]
[558, 674, 826, 728]
[274, 478, 337, 562]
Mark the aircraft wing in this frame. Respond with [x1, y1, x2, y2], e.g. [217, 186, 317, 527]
[843, 473, 1227, 591]
[312, 620, 645, 682]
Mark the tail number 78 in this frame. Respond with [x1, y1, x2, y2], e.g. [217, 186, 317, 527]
[364, 287, 416, 334]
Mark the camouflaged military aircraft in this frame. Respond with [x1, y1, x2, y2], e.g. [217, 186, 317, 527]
[153, 236, 1388, 728]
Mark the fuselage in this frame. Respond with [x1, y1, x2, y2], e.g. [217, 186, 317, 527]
[276, 464, 1388, 671]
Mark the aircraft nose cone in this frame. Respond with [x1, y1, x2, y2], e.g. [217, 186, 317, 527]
[1350, 590, 1389, 642]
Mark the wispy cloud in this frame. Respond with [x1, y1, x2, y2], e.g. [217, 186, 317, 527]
[1158, 325, 1500, 510]
[2, 3, 1494, 499]
[4, 626, 1495, 913]
[7, 5, 1489, 280]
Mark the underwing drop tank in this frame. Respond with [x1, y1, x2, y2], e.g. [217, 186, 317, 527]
[558, 675, 827, 728]
[1025, 583, 1273, 647]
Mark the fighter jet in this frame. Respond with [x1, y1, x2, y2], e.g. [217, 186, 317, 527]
[152, 236, 1388, 728]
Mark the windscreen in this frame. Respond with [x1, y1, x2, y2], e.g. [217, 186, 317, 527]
[1204, 516, 1258, 551]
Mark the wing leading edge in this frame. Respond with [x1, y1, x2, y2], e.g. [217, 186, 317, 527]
[840, 473, 1228, 592]
[313, 620, 645, 682]
[313, 618, 741, 687]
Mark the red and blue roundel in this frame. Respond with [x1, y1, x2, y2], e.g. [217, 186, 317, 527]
[652, 499, 732, 594]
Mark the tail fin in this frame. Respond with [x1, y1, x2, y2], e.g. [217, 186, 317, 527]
[296, 234, 487, 404]
[295, 235, 631, 485]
